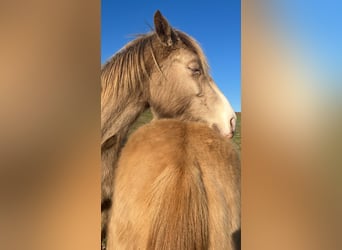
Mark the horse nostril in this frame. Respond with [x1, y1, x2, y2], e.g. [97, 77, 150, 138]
[225, 131, 234, 139]
[230, 117, 236, 132]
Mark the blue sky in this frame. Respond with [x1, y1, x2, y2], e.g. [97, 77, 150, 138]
[101, 0, 241, 111]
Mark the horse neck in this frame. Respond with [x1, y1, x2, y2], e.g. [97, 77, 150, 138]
[101, 92, 147, 203]
[101, 47, 152, 146]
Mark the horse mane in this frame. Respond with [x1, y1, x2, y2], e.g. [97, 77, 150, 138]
[101, 33, 152, 101]
[101, 30, 210, 103]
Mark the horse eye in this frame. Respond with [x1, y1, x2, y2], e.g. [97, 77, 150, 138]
[188, 67, 201, 75]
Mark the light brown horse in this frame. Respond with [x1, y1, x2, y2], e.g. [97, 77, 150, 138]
[101, 10, 237, 240]
[108, 119, 240, 250]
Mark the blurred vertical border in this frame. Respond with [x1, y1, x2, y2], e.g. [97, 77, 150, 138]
[242, 0, 341, 249]
[0, 0, 100, 249]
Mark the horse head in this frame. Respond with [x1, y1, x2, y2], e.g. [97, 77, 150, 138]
[148, 10, 237, 138]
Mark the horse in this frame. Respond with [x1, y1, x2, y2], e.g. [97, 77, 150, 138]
[107, 119, 241, 249]
[101, 10, 237, 242]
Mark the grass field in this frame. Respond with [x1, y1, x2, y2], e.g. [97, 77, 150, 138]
[128, 110, 241, 151]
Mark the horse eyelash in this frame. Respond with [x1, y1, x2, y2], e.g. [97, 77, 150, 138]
[187, 66, 201, 75]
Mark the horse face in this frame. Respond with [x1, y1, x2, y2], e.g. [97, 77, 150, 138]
[149, 11, 237, 138]
[149, 48, 236, 138]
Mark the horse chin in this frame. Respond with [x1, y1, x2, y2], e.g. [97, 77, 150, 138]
[224, 132, 234, 139]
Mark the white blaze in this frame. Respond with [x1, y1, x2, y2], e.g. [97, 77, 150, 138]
[213, 85, 237, 137]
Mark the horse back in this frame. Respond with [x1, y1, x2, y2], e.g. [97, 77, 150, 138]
[107, 119, 240, 250]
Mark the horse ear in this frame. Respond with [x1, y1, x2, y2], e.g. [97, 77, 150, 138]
[154, 10, 174, 47]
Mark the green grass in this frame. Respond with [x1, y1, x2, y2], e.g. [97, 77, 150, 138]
[127, 109, 153, 136]
[128, 110, 241, 151]
[232, 112, 241, 151]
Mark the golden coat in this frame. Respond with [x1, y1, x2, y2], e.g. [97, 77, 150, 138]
[108, 119, 240, 250]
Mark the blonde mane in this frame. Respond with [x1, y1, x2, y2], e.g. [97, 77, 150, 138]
[101, 34, 152, 101]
